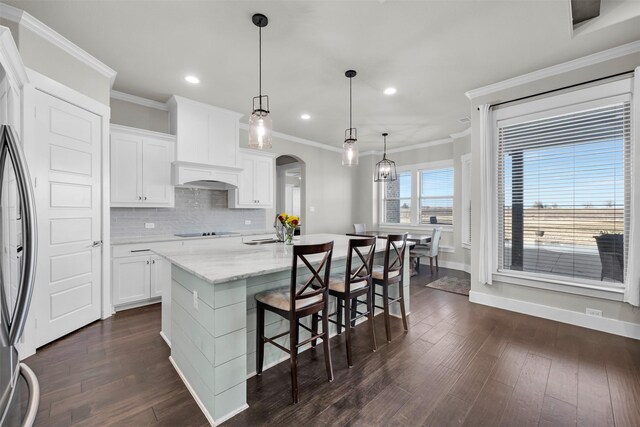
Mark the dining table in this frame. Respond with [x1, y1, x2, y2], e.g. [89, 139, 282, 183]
[346, 230, 431, 276]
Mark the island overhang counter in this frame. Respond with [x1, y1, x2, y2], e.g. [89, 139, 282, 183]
[153, 233, 412, 425]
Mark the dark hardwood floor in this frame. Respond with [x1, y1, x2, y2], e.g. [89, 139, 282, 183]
[25, 268, 640, 426]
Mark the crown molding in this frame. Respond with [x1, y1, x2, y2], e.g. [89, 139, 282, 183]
[111, 90, 169, 111]
[0, 3, 117, 86]
[361, 127, 470, 156]
[110, 123, 175, 141]
[238, 123, 343, 153]
[0, 27, 28, 88]
[465, 40, 640, 100]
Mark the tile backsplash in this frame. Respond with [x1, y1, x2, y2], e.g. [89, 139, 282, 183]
[111, 188, 267, 238]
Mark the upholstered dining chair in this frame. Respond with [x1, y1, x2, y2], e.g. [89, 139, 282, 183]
[410, 227, 442, 274]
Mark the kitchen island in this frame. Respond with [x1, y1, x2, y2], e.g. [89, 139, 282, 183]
[154, 233, 411, 425]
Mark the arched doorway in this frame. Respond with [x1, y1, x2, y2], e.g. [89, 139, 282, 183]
[275, 155, 306, 235]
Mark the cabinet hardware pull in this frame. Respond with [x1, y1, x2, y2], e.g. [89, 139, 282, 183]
[146, 260, 150, 264]
[152, 260, 155, 264]
[144, 196, 147, 200]
[88, 240, 103, 248]
[131, 249, 150, 253]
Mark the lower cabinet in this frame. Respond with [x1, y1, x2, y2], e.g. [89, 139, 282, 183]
[112, 254, 170, 309]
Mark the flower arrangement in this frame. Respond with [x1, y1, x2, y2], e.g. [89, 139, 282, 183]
[277, 212, 300, 244]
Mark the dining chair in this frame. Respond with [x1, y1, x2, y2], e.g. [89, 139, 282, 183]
[312, 236, 377, 367]
[369, 233, 408, 342]
[410, 228, 442, 274]
[255, 241, 334, 403]
[353, 223, 366, 233]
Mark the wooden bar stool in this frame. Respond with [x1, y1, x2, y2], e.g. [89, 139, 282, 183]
[255, 241, 334, 404]
[372, 233, 408, 342]
[312, 236, 377, 367]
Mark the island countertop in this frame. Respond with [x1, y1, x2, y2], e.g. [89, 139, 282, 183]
[153, 233, 395, 285]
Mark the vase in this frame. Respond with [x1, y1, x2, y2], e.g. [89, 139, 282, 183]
[284, 227, 295, 245]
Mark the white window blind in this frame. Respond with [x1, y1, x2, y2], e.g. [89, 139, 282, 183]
[497, 101, 631, 285]
[419, 168, 454, 225]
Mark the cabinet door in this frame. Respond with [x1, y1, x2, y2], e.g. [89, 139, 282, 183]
[112, 256, 150, 306]
[253, 155, 273, 206]
[150, 255, 170, 298]
[111, 134, 142, 203]
[142, 139, 174, 205]
[237, 156, 255, 205]
[209, 112, 239, 168]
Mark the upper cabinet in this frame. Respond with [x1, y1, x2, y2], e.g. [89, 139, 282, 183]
[167, 95, 243, 168]
[229, 149, 275, 209]
[110, 124, 175, 207]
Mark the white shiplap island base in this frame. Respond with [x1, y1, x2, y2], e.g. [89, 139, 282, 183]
[154, 234, 411, 425]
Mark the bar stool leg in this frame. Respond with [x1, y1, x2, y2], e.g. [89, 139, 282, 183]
[382, 283, 392, 343]
[290, 319, 300, 404]
[398, 281, 409, 331]
[345, 296, 353, 368]
[350, 299, 357, 328]
[311, 313, 319, 347]
[336, 299, 343, 335]
[367, 285, 377, 352]
[256, 303, 265, 375]
[322, 306, 334, 381]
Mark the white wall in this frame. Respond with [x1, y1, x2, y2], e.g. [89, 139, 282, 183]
[468, 49, 640, 331]
[239, 128, 355, 236]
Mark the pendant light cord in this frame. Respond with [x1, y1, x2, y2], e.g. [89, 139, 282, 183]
[383, 135, 387, 159]
[259, 26, 262, 110]
[349, 76, 353, 133]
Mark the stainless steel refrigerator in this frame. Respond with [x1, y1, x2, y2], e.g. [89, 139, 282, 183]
[0, 125, 39, 426]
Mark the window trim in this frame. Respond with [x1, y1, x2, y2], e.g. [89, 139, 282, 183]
[379, 159, 454, 228]
[490, 78, 634, 293]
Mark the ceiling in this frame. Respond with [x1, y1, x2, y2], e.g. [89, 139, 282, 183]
[6, 0, 640, 149]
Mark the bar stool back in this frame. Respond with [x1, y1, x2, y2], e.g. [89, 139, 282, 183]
[373, 233, 408, 342]
[313, 236, 377, 367]
[255, 241, 334, 403]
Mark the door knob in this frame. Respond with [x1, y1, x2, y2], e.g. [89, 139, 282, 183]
[89, 240, 103, 248]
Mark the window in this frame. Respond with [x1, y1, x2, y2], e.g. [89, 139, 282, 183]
[382, 171, 412, 224]
[419, 168, 453, 225]
[496, 92, 631, 286]
[381, 161, 454, 227]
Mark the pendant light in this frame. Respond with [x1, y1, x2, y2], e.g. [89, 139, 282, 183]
[374, 133, 397, 182]
[342, 70, 358, 166]
[248, 13, 272, 149]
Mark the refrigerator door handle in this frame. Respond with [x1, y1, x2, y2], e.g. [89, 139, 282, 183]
[1, 126, 38, 347]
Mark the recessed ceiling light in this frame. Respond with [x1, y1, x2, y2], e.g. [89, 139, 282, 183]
[185, 75, 200, 84]
[300, 113, 311, 120]
[384, 87, 397, 95]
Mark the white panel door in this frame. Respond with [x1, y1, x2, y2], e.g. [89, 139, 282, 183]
[253, 156, 273, 205]
[33, 90, 102, 347]
[150, 255, 169, 298]
[142, 139, 172, 204]
[113, 256, 150, 305]
[110, 133, 142, 203]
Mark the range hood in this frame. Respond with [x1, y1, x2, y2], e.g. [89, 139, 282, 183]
[173, 161, 242, 190]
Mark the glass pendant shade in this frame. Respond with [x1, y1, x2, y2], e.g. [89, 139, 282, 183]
[248, 95, 272, 149]
[342, 140, 359, 166]
[374, 133, 397, 182]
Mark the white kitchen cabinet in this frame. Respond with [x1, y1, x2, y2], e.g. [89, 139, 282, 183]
[150, 255, 169, 298]
[168, 95, 242, 168]
[110, 124, 175, 207]
[112, 255, 151, 306]
[111, 253, 170, 309]
[229, 149, 275, 208]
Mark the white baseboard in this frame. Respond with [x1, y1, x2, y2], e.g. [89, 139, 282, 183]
[113, 297, 161, 312]
[159, 331, 171, 348]
[169, 356, 248, 426]
[469, 290, 640, 340]
[418, 259, 470, 273]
